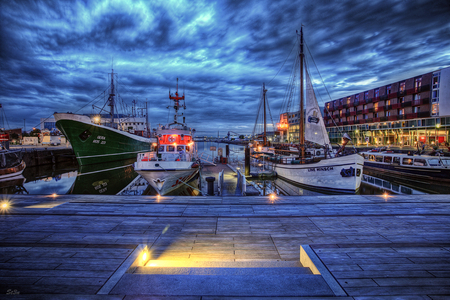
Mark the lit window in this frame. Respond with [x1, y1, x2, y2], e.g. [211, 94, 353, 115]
[398, 109, 404, 115]
[414, 107, 420, 113]
[364, 91, 368, 100]
[399, 82, 405, 92]
[386, 99, 390, 106]
[414, 94, 421, 101]
[399, 97, 405, 103]
[374, 88, 379, 98]
[432, 103, 439, 116]
[386, 85, 391, 95]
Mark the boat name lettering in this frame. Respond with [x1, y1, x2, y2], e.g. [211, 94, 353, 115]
[308, 167, 333, 172]
[97, 136, 106, 140]
[93, 140, 100, 144]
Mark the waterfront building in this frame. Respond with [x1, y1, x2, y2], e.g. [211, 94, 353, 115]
[323, 67, 450, 147]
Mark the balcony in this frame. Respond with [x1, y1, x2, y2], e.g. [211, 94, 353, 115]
[384, 105, 392, 110]
[419, 111, 430, 118]
[373, 107, 381, 113]
[387, 116, 397, 121]
[380, 95, 387, 101]
[388, 92, 398, 99]
[373, 97, 381, 103]
[391, 103, 402, 109]
[356, 110, 362, 115]
[349, 111, 356, 116]
[401, 101, 412, 108]
[397, 115, 406, 120]
[412, 98, 430, 106]
[337, 105, 344, 110]
[361, 109, 369, 114]
[353, 101, 359, 107]
[347, 121, 354, 125]
[380, 117, 388, 122]
[368, 108, 374, 113]
[397, 90, 406, 97]
[373, 117, 381, 122]
[406, 113, 418, 119]
[359, 99, 366, 105]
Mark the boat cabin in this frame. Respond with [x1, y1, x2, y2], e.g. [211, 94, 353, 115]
[363, 152, 450, 168]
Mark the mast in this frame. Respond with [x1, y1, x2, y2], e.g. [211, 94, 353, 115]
[169, 78, 185, 125]
[263, 83, 267, 146]
[298, 28, 305, 159]
[108, 69, 115, 127]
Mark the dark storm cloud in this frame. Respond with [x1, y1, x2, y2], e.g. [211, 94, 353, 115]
[0, 0, 449, 135]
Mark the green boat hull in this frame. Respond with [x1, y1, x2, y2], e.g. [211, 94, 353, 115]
[56, 118, 155, 166]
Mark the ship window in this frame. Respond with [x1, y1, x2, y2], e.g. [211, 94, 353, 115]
[79, 129, 92, 141]
[402, 158, 413, 165]
[427, 158, 441, 166]
[375, 156, 383, 162]
[177, 146, 185, 151]
[442, 159, 450, 166]
[158, 146, 165, 152]
[383, 156, 392, 163]
[369, 155, 375, 161]
[363, 154, 369, 159]
[413, 158, 427, 166]
[356, 169, 361, 177]
[393, 157, 400, 164]
[167, 146, 175, 152]
[186, 146, 190, 151]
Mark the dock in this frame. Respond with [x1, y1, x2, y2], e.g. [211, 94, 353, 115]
[0, 193, 449, 298]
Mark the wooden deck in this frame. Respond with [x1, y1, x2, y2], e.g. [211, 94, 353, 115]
[0, 193, 449, 298]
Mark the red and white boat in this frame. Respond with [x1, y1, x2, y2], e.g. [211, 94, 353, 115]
[133, 79, 199, 195]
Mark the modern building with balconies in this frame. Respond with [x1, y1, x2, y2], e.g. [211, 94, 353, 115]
[323, 66, 449, 148]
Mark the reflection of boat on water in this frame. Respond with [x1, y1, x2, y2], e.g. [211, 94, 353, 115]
[361, 174, 426, 195]
[55, 70, 157, 166]
[0, 174, 28, 194]
[134, 79, 199, 196]
[68, 159, 141, 195]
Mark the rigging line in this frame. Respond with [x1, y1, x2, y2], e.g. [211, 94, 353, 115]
[251, 85, 264, 138]
[267, 38, 298, 86]
[304, 39, 356, 150]
[266, 94, 276, 130]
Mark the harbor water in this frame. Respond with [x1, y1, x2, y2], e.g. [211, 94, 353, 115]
[2, 142, 440, 196]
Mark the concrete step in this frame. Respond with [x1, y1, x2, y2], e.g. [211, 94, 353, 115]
[111, 260, 335, 297]
[135, 266, 313, 276]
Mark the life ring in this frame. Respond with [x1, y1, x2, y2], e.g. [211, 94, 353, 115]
[316, 151, 321, 156]
[168, 136, 176, 143]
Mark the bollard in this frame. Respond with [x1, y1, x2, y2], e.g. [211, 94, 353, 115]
[205, 177, 215, 196]
[245, 146, 250, 176]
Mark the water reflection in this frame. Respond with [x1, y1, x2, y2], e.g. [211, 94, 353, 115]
[7, 141, 437, 196]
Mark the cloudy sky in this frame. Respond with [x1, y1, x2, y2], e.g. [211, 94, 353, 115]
[1, 0, 449, 136]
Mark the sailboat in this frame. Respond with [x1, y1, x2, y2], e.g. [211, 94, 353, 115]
[54, 70, 157, 165]
[270, 29, 364, 193]
[133, 79, 199, 195]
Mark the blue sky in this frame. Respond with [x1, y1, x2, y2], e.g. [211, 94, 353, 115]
[1, 0, 449, 136]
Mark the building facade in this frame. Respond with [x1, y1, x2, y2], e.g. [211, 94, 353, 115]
[323, 67, 450, 147]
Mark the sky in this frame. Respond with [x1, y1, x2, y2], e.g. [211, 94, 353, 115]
[1, 0, 449, 136]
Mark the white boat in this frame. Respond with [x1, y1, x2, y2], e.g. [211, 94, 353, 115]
[361, 150, 450, 186]
[134, 79, 199, 195]
[270, 29, 364, 193]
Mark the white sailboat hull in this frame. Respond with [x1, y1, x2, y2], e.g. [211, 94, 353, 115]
[271, 154, 364, 193]
[134, 161, 199, 195]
